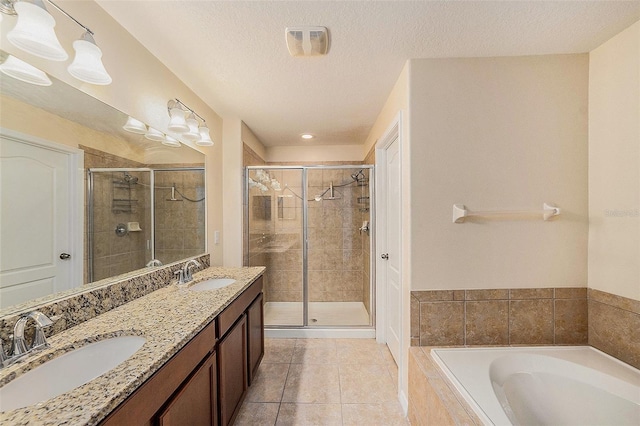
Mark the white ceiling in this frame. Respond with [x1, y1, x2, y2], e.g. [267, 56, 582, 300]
[97, 1, 640, 148]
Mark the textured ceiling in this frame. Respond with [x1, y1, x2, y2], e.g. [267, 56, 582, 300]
[96, 1, 640, 147]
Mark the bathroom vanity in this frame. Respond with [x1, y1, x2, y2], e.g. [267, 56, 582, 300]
[0, 265, 265, 426]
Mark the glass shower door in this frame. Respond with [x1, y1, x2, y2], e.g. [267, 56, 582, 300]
[247, 168, 305, 326]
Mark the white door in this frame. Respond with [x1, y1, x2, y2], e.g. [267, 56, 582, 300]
[383, 137, 402, 363]
[0, 134, 80, 308]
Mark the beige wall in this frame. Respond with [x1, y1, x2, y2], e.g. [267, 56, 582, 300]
[409, 55, 589, 291]
[588, 21, 640, 301]
[0, 0, 224, 266]
[222, 118, 244, 266]
[266, 145, 364, 163]
[242, 123, 267, 162]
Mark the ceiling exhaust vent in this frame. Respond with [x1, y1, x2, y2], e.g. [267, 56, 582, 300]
[285, 26, 329, 57]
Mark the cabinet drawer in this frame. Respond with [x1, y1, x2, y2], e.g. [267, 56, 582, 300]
[217, 276, 263, 338]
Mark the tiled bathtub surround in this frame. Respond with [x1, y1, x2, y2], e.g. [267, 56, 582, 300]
[410, 288, 588, 347]
[588, 289, 640, 369]
[0, 254, 210, 345]
[408, 347, 482, 426]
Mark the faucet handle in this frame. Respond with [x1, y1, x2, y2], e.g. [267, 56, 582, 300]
[174, 269, 186, 285]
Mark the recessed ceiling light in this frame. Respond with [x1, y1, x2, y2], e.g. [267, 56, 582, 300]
[301, 133, 315, 140]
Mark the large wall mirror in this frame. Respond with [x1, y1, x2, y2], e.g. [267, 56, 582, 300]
[0, 51, 206, 312]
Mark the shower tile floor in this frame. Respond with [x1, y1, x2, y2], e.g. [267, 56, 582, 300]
[264, 302, 370, 326]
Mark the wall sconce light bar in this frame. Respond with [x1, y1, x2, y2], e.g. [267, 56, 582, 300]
[1, 0, 112, 85]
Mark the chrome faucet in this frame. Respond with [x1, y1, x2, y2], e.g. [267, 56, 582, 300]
[1, 311, 54, 368]
[183, 259, 201, 282]
[175, 259, 201, 285]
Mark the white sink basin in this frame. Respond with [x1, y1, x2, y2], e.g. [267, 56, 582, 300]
[189, 278, 236, 291]
[0, 335, 145, 412]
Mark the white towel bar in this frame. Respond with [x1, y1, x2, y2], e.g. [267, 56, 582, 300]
[453, 203, 560, 223]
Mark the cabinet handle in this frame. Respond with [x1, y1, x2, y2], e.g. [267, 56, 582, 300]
[381, 253, 389, 260]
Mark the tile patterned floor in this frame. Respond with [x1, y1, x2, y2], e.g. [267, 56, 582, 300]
[234, 338, 409, 425]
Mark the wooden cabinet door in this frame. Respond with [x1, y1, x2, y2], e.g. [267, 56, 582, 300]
[157, 351, 218, 426]
[218, 315, 248, 426]
[246, 293, 264, 384]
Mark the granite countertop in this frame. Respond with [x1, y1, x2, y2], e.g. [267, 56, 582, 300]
[0, 266, 265, 426]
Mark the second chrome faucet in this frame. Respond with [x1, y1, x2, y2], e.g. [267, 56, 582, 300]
[174, 259, 201, 285]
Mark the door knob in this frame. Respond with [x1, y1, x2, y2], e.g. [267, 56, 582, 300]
[381, 253, 389, 260]
[59, 253, 71, 260]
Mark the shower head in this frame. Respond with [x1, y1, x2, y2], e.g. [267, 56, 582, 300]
[123, 173, 138, 184]
[350, 169, 365, 182]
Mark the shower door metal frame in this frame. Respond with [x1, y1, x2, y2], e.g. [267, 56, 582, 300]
[88, 166, 207, 282]
[245, 165, 375, 329]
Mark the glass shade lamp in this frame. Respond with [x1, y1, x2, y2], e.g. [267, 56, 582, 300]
[167, 103, 188, 133]
[182, 113, 200, 141]
[0, 54, 51, 86]
[7, 1, 68, 61]
[68, 32, 111, 85]
[196, 125, 214, 146]
[162, 135, 181, 147]
[123, 116, 147, 134]
[144, 127, 165, 142]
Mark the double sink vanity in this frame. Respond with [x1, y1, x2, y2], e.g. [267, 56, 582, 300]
[0, 261, 265, 426]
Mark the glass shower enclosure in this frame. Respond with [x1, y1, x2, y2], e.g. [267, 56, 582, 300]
[245, 166, 374, 329]
[87, 167, 205, 283]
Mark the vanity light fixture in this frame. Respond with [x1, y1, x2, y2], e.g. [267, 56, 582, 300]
[182, 112, 201, 142]
[0, 53, 52, 86]
[162, 134, 181, 148]
[122, 116, 147, 134]
[5, 0, 67, 61]
[167, 98, 214, 146]
[144, 127, 165, 142]
[67, 31, 111, 85]
[196, 125, 214, 146]
[2, 0, 112, 85]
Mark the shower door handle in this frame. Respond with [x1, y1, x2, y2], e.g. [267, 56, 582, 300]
[381, 253, 389, 260]
[59, 253, 71, 260]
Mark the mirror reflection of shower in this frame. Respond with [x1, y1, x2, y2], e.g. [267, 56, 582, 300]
[87, 168, 205, 282]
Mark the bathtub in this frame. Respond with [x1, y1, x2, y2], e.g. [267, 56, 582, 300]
[430, 346, 640, 426]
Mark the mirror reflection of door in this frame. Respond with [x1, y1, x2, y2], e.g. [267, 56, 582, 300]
[0, 132, 82, 308]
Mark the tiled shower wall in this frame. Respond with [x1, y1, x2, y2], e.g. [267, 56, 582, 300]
[154, 169, 206, 265]
[411, 287, 640, 369]
[307, 168, 370, 304]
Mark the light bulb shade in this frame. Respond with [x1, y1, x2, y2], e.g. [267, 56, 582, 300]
[182, 113, 200, 141]
[196, 125, 214, 146]
[0, 54, 51, 86]
[167, 106, 188, 133]
[123, 116, 147, 134]
[7, 2, 68, 61]
[162, 135, 181, 147]
[144, 127, 164, 142]
[68, 34, 112, 85]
